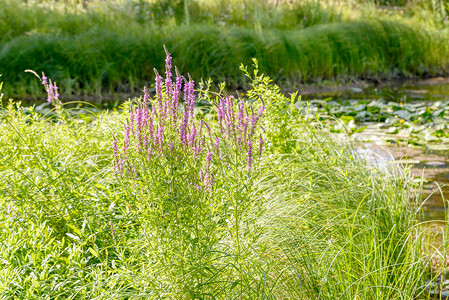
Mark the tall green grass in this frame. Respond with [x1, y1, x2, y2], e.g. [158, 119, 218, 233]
[1, 22, 448, 99]
[0, 63, 443, 298]
[1, 0, 448, 99]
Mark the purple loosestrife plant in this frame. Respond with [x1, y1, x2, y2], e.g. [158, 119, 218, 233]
[26, 70, 63, 109]
[41, 75, 61, 106]
[113, 49, 266, 296]
[115, 49, 264, 188]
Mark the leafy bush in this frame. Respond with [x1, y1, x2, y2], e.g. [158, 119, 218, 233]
[110, 50, 266, 297]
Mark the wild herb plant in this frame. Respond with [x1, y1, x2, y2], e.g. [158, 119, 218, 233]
[112, 49, 266, 297]
[239, 58, 303, 154]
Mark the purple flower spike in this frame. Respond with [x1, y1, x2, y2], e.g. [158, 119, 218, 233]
[180, 113, 188, 145]
[250, 104, 265, 135]
[129, 111, 136, 138]
[113, 138, 119, 157]
[172, 75, 182, 122]
[238, 98, 244, 127]
[122, 123, 131, 158]
[136, 108, 143, 148]
[165, 50, 172, 73]
[185, 80, 195, 122]
[156, 126, 164, 151]
[188, 124, 197, 148]
[39, 73, 62, 107]
[54, 85, 59, 102]
[206, 151, 212, 168]
[214, 136, 220, 155]
[143, 86, 149, 108]
[247, 139, 253, 171]
[165, 51, 173, 118]
[114, 48, 266, 192]
[155, 73, 163, 114]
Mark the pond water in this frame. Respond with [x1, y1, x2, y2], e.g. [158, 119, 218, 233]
[300, 77, 449, 103]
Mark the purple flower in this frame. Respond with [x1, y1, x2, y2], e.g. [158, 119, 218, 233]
[194, 146, 201, 156]
[41, 75, 61, 106]
[155, 126, 164, 151]
[136, 108, 143, 148]
[54, 84, 60, 103]
[172, 75, 182, 123]
[188, 124, 197, 148]
[225, 96, 235, 134]
[154, 72, 163, 115]
[206, 151, 212, 169]
[185, 80, 195, 122]
[129, 111, 135, 138]
[214, 136, 220, 155]
[122, 123, 131, 157]
[238, 98, 244, 128]
[250, 104, 265, 135]
[165, 51, 173, 119]
[247, 139, 253, 171]
[114, 48, 267, 193]
[148, 116, 154, 140]
[180, 111, 188, 145]
[165, 50, 172, 73]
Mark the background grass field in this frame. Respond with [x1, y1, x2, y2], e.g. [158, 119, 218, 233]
[1, 0, 449, 100]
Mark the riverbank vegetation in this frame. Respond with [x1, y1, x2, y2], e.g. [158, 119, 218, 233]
[0, 53, 446, 299]
[1, 0, 449, 99]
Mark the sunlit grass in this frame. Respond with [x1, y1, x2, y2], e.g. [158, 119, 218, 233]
[0, 61, 444, 298]
[1, 0, 448, 99]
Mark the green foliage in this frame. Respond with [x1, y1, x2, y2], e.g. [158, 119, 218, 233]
[240, 59, 303, 154]
[0, 64, 442, 299]
[1, 0, 449, 99]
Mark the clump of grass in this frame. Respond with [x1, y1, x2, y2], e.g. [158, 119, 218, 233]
[0, 52, 442, 298]
[1, 0, 449, 99]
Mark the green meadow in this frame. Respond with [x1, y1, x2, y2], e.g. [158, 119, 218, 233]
[1, 0, 449, 299]
[1, 60, 439, 298]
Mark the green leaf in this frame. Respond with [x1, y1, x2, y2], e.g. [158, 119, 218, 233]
[67, 224, 83, 237]
[88, 247, 98, 258]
